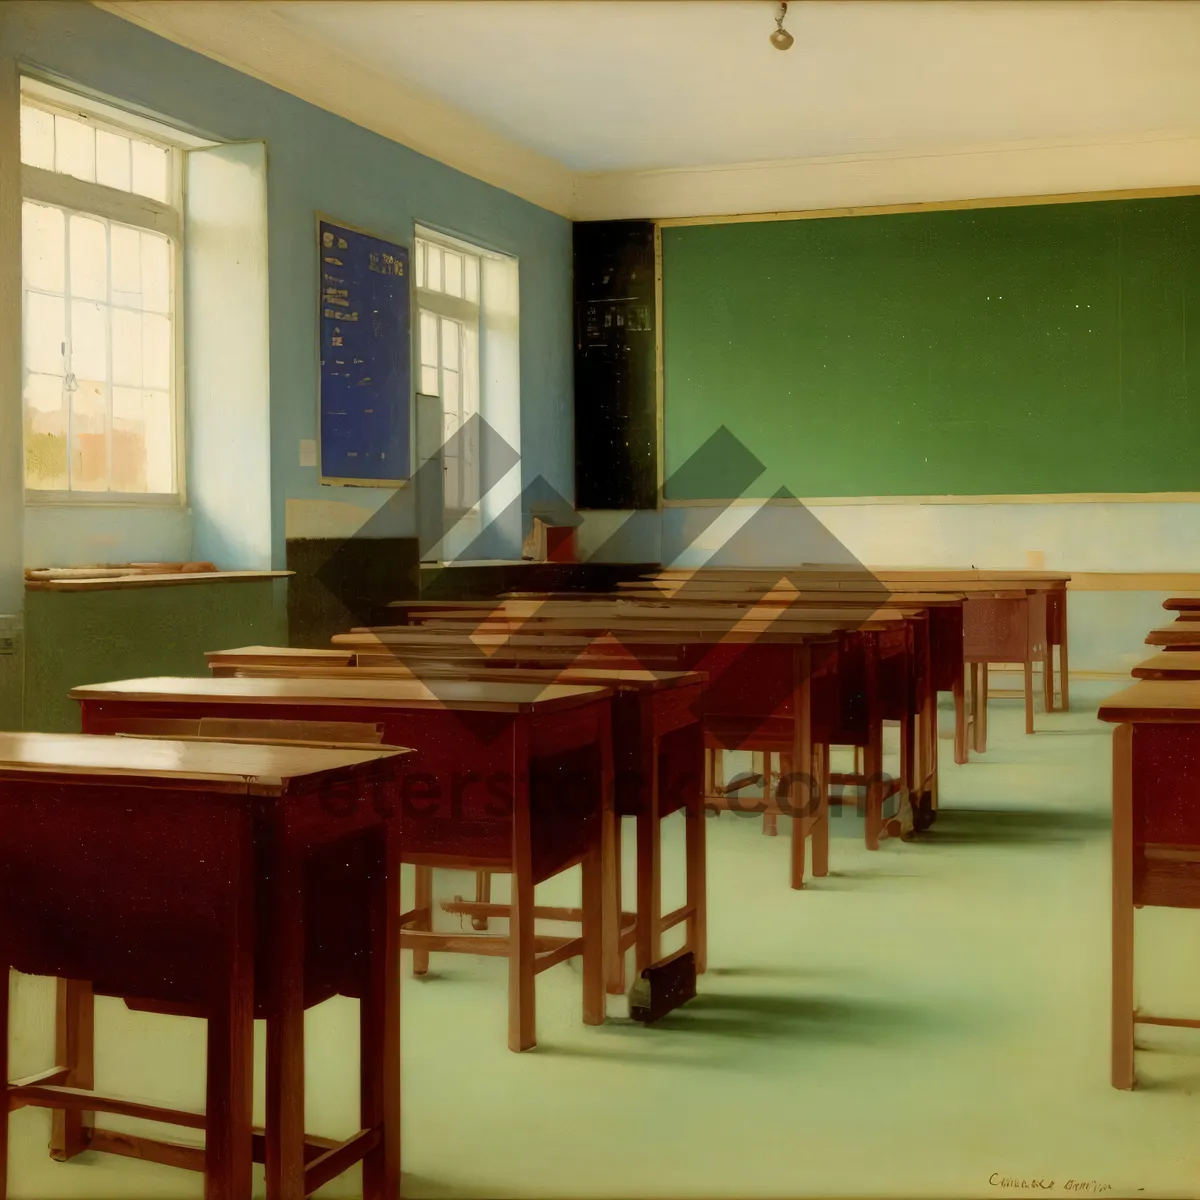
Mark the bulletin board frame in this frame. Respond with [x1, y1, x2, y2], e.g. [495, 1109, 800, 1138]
[315, 212, 414, 488]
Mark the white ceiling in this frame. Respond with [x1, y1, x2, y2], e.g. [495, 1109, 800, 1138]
[269, 0, 1200, 173]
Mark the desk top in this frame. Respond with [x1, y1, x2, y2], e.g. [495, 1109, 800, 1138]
[1163, 596, 1200, 612]
[0, 731, 407, 794]
[1099, 680, 1200, 723]
[207, 645, 355, 665]
[1131, 653, 1200, 680]
[71, 675, 612, 714]
[651, 566, 1069, 583]
[1145, 626, 1200, 647]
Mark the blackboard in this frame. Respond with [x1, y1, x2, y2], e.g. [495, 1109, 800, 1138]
[663, 195, 1200, 497]
[318, 218, 411, 485]
[574, 221, 658, 510]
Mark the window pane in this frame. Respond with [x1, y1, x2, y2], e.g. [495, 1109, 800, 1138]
[55, 113, 95, 183]
[23, 292, 65, 375]
[20, 104, 54, 170]
[142, 313, 171, 391]
[444, 252, 462, 298]
[111, 307, 142, 387]
[443, 367, 460, 418]
[69, 215, 108, 302]
[110, 224, 142, 307]
[464, 256, 479, 303]
[441, 318, 460, 371]
[71, 299, 107, 380]
[419, 310, 438, 369]
[71, 378, 109, 492]
[420, 366, 439, 396]
[141, 233, 170, 313]
[426, 244, 442, 292]
[415, 241, 425, 289]
[143, 390, 174, 493]
[96, 130, 132, 192]
[22, 202, 65, 294]
[23, 373, 68, 490]
[111, 386, 146, 492]
[131, 139, 168, 202]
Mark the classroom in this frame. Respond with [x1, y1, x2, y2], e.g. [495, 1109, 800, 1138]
[1, 1, 1199, 1197]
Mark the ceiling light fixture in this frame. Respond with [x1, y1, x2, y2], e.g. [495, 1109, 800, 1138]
[770, 1, 794, 50]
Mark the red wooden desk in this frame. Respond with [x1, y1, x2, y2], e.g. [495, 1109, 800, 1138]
[1130, 653, 1200, 680]
[0, 732, 406, 1200]
[337, 616, 915, 880]
[207, 651, 707, 995]
[72, 675, 612, 1052]
[1098, 681, 1200, 1089]
[1163, 597, 1200, 621]
[1145, 625, 1200, 651]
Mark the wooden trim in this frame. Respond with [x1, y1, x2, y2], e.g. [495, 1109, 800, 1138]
[662, 492, 1200, 507]
[25, 570, 292, 592]
[655, 184, 1200, 230]
[654, 223, 665, 507]
[1069, 574, 1200, 592]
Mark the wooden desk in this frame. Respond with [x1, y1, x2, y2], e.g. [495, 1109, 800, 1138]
[1098, 681, 1200, 1089]
[1130, 653, 1200, 680]
[71, 676, 613, 1052]
[207, 653, 706, 995]
[0, 732, 407, 1198]
[1163, 596, 1200, 622]
[1145, 625, 1200, 651]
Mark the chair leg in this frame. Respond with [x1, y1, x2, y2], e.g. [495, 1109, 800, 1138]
[1024, 658, 1035, 735]
[1060, 635, 1071, 712]
[760, 752, 776, 835]
[685, 780, 708, 973]
[471, 870, 492, 931]
[1043, 640, 1055, 713]
[864, 727, 884, 851]
[361, 826, 401, 1200]
[412, 866, 433, 976]
[811, 744, 830, 877]
[50, 979, 94, 1161]
[581, 834, 606, 1026]
[977, 663, 989, 752]
[762, 812, 778, 836]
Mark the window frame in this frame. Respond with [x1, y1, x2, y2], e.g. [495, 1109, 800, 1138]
[414, 228, 485, 517]
[20, 91, 187, 507]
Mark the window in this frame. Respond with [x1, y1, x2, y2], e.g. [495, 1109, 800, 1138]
[20, 88, 184, 499]
[416, 231, 482, 514]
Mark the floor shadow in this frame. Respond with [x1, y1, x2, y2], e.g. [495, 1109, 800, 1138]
[922, 807, 1109, 846]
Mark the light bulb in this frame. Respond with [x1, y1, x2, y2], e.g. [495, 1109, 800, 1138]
[770, 26, 794, 50]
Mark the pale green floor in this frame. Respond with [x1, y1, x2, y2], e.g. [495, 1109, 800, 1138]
[8, 681, 1200, 1199]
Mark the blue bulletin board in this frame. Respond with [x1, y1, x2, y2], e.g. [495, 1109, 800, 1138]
[318, 218, 411, 484]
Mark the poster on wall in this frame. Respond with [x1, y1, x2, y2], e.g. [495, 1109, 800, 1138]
[317, 216, 412, 485]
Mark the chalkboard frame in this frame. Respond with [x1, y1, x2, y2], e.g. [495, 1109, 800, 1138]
[315, 212, 414, 489]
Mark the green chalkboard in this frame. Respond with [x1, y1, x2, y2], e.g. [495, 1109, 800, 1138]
[662, 196, 1200, 497]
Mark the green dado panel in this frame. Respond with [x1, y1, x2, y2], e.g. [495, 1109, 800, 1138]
[662, 196, 1200, 497]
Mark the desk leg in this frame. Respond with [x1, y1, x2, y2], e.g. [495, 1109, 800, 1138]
[685, 755, 708, 973]
[635, 732, 662, 977]
[265, 833, 306, 1200]
[206, 814, 254, 1200]
[472, 870, 492, 931]
[811, 743, 829, 877]
[362, 826, 401, 1199]
[509, 719, 536, 1052]
[1023, 658, 1035, 735]
[977, 664, 989, 753]
[864, 723, 884, 851]
[584, 705, 611, 1023]
[412, 867, 433, 976]
[50, 979, 93, 1161]
[1043, 640, 1055, 713]
[790, 645, 812, 890]
[603, 805, 625, 995]
[0, 971, 7, 1200]
[1112, 723, 1135, 1090]
[953, 667, 968, 765]
[1060, 630, 1071, 712]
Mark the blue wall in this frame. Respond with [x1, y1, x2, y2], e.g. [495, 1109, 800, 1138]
[2, 0, 574, 566]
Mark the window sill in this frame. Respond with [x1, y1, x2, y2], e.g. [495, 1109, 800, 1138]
[25, 492, 186, 508]
[25, 570, 291, 593]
